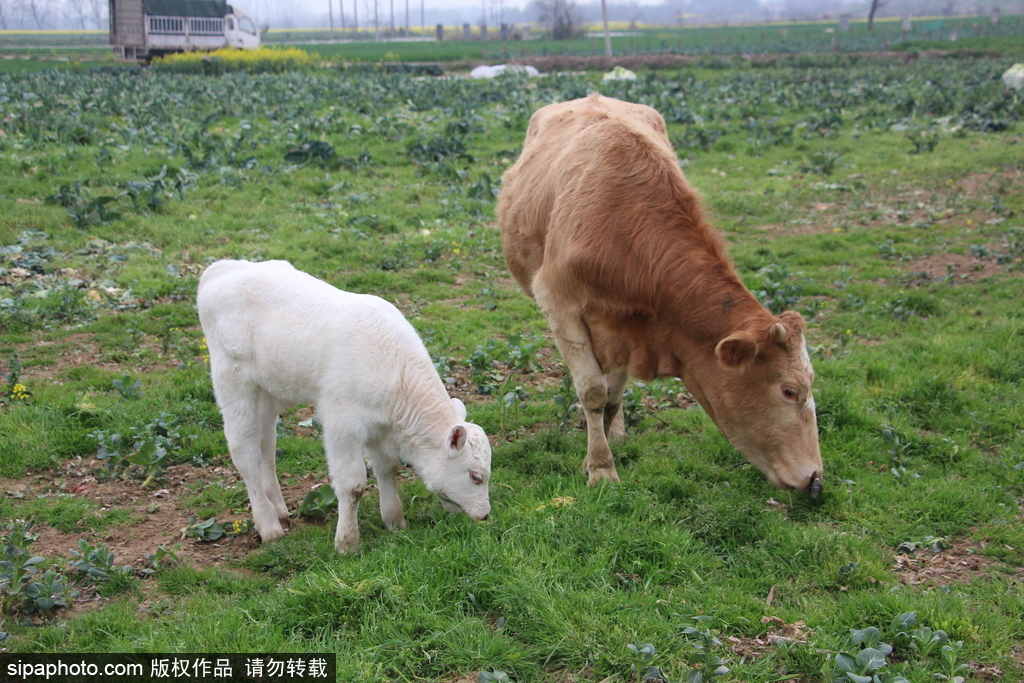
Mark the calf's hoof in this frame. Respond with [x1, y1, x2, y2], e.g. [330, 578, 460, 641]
[334, 532, 360, 555]
[255, 523, 286, 544]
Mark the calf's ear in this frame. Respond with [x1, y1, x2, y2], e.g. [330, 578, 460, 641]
[715, 331, 759, 369]
[447, 425, 468, 455]
[450, 397, 467, 421]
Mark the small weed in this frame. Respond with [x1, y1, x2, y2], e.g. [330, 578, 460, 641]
[877, 239, 900, 260]
[90, 413, 187, 486]
[625, 642, 663, 682]
[802, 148, 843, 175]
[679, 617, 731, 682]
[498, 375, 528, 437]
[432, 354, 455, 385]
[182, 516, 252, 542]
[22, 569, 75, 613]
[906, 130, 940, 154]
[809, 328, 852, 360]
[182, 516, 227, 542]
[505, 333, 543, 372]
[833, 626, 908, 683]
[69, 539, 133, 581]
[754, 263, 803, 314]
[284, 138, 338, 169]
[1, 354, 31, 407]
[936, 640, 969, 683]
[0, 519, 46, 613]
[468, 340, 503, 394]
[144, 544, 181, 574]
[297, 486, 338, 520]
[112, 374, 143, 399]
[896, 535, 950, 554]
[552, 373, 579, 430]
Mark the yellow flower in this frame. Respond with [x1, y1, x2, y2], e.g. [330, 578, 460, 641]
[452, 248, 461, 255]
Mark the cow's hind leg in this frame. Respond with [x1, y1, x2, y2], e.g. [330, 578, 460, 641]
[604, 367, 628, 443]
[534, 282, 619, 485]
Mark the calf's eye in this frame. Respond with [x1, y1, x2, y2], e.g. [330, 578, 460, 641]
[470, 471, 484, 485]
[781, 386, 799, 401]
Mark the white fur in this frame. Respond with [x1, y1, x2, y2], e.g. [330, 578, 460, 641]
[197, 259, 492, 554]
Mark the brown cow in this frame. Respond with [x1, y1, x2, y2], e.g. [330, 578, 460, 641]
[497, 94, 823, 496]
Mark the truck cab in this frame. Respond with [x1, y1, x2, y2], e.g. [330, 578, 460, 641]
[224, 9, 259, 50]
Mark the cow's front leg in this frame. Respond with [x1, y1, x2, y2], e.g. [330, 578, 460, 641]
[323, 425, 368, 554]
[534, 283, 619, 484]
[603, 367, 628, 443]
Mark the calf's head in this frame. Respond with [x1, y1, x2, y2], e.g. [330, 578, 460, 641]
[425, 398, 492, 520]
[709, 311, 823, 496]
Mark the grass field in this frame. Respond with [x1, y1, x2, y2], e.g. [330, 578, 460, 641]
[0, 51, 1022, 682]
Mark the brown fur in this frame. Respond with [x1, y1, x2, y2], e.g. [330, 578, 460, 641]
[498, 94, 823, 491]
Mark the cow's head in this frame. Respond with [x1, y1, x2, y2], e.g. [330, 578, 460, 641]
[707, 311, 823, 496]
[423, 398, 492, 521]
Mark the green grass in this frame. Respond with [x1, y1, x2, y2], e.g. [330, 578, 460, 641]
[0, 53, 1022, 681]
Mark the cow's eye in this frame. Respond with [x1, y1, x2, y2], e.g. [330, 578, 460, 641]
[781, 386, 799, 401]
[470, 471, 484, 485]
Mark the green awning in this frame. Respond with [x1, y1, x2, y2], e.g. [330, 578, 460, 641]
[144, 0, 228, 17]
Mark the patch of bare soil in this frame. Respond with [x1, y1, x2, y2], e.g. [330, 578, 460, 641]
[759, 169, 1021, 239]
[11, 331, 191, 384]
[727, 616, 812, 663]
[3, 458, 331, 590]
[892, 538, 1024, 587]
[903, 251, 1004, 282]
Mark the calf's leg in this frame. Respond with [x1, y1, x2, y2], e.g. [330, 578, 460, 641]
[219, 386, 287, 543]
[258, 389, 290, 526]
[534, 281, 619, 484]
[323, 423, 369, 554]
[367, 446, 406, 532]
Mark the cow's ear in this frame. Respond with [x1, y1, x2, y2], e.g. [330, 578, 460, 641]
[716, 331, 759, 369]
[447, 425, 468, 456]
[450, 397, 467, 421]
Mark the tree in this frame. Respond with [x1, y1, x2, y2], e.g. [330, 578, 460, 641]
[531, 0, 581, 40]
[25, 0, 53, 29]
[85, 0, 107, 29]
[867, 0, 885, 30]
[66, 0, 89, 29]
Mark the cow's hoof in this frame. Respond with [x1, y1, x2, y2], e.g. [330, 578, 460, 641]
[585, 465, 621, 485]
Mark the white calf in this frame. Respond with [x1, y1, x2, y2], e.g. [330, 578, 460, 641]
[197, 259, 492, 553]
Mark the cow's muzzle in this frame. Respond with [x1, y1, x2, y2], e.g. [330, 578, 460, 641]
[808, 474, 823, 499]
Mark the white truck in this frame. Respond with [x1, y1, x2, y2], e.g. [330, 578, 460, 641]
[109, 0, 260, 62]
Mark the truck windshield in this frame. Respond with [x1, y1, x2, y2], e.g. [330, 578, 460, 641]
[239, 17, 256, 34]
